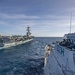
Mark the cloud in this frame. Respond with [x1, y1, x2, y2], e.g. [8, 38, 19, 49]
[0, 21, 7, 25]
[0, 10, 75, 36]
[0, 13, 40, 20]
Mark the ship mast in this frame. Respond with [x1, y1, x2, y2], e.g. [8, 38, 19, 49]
[70, 13, 72, 33]
[26, 26, 31, 39]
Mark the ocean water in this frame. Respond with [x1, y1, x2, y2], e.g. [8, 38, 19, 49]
[0, 37, 63, 75]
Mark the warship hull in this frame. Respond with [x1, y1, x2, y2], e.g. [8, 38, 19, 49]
[0, 39, 33, 50]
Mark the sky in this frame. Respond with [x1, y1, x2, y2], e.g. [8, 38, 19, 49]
[0, 0, 75, 37]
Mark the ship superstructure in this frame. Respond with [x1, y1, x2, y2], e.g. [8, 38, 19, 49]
[44, 33, 75, 75]
[26, 26, 31, 39]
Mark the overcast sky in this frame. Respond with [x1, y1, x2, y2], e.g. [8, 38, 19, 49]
[0, 0, 75, 37]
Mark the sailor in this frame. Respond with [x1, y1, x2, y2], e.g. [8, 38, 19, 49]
[44, 44, 52, 66]
[45, 44, 52, 51]
[45, 44, 52, 57]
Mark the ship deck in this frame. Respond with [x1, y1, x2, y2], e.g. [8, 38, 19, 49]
[44, 49, 64, 75]
[44, 46, 75, 75]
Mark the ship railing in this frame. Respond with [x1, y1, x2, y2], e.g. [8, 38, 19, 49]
[56, 42, 75, 51]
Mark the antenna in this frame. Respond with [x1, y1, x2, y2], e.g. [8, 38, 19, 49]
[70, 13, 72, 33]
